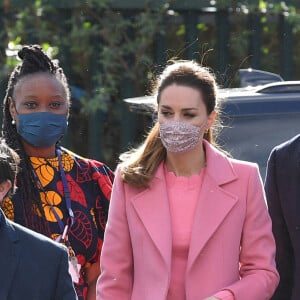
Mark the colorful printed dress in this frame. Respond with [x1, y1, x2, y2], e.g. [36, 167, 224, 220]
[1, 146, 114, 300]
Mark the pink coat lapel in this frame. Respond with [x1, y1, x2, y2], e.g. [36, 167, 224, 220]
[131, 165, 172, 270]
[130, 141, 239, 272]
[188, 141, 239, 269]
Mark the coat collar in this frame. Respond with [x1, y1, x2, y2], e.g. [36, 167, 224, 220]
[152, 140, 238, 185]
[0, 208, 21, 299]
[130, 141, 239, 270]
[0, 208, 20, 242]
[131, 172, 172, 272]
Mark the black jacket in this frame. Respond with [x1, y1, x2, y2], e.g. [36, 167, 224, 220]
[265, 134, 300, 300]
[0, 208, 77, 300]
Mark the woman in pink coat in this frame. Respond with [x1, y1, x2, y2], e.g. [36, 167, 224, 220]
[96, 61, 279, 300]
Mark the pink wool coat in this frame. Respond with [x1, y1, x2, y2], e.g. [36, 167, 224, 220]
[97, 141, 279, 300]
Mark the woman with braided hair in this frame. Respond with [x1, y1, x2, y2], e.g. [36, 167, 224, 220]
[1, 44, 114, 300]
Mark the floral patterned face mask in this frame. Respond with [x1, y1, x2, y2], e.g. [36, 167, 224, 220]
[159, 120, 206, 153]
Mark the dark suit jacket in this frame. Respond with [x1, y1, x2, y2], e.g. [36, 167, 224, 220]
[265, 134, 300, 300]
[0, 208, 77, 300]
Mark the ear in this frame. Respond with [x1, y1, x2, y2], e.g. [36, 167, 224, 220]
[8, 97, 17, 121]
[206, 110, 217, 129]
[0, 180, 12, 202]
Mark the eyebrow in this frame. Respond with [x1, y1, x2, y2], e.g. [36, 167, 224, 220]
[22, 95, 65, 100]
[160, 105, 198, 111]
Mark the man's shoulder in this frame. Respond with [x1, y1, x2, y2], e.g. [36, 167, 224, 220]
[8, 220, 66, 255]
[273, 134, 300, 153]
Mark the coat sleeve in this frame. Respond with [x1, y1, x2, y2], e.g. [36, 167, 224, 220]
[265, 149, 294, 300]
[96, 168, 133, 300]
[224, 164, 279, 299]
[55, 247, 78, 300]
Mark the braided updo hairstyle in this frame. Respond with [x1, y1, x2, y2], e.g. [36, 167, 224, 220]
[2, 44, 70, 235]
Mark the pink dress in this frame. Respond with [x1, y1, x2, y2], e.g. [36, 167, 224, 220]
[164, 165, 204, 300]
[164, 165, 234, 300]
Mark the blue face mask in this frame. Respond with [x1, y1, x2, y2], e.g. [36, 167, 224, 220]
[17, 112, 68, 148]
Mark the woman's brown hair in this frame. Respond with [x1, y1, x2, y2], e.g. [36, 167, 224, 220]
[120, 60, 221, 188]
